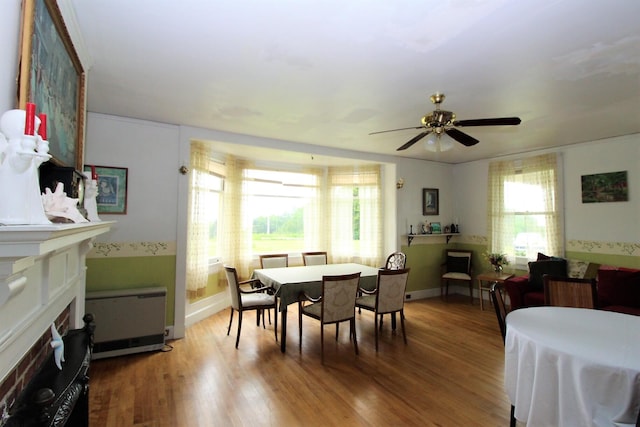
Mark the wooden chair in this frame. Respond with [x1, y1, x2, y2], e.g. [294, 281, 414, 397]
[298, 272, 360, 363]
[489, 282, 516, 427]
[356, 268, 410, 351]
[302, 251, 328, 266]
[543, 275, 597, 308]
[384, 251, 406, 270]
[259, 254, 288, 269]
[489, 282, 508, 344]
[224, 266, 277, 348]
[441, 250, 473, 302]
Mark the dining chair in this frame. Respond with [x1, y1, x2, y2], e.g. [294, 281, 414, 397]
[298, 272, 360, 363]
[543, 275, 597, 308]
[224, 266, 277, 348]
[356, 268, 410, 351]
[489, 282, 508, 344]
[302, 251, 328, 266]
[384, 251, 407, 270]
[440, 250, 473, 302]
[259, 253, 289, 269]
[489, 282, 516, 427]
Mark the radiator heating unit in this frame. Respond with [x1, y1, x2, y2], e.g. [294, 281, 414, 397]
[85, 287, 166, 359]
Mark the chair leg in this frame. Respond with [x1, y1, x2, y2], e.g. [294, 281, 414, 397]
[510, 404, 516, 427]
[235, 311, 243, 349]
[335, 323, 339, 341]
[374, 313, 379, 352]
[320, 324, 325, 364]
[274, 305, 278, 342]
[227, 308, 234, 336]
[400, 309, 407, 345]
[298, 304, 303, 351]
[351, 318, 358, 356]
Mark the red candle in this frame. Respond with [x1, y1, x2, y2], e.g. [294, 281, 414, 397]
[91, 165, 98, 180]
[25, 102, 36, 135]
[38, 113, 47, 140]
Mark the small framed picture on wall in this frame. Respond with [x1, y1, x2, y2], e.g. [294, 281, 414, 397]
[422, 188, 439, 215]
[84, 165, 128, 214]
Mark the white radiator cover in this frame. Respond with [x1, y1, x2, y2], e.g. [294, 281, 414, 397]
[85, 286, 166, 359]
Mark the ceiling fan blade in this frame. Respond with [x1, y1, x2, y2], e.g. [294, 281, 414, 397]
[446, 128, 479, 147]
[397, 131, 430, 151]
[369, 126, 424, 135]
[454, 117, 521, 127]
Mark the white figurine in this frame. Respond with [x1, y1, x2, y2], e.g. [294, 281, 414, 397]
[50, 323, 65, 370]
[83, 171, 101, 222]
[0, 109, 51, 224]
[41, 182, 89, 223]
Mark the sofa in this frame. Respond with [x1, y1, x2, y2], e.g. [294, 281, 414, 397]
[503, 253, 640, 315]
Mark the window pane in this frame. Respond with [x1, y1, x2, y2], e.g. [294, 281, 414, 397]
[245, 169, 317, 254]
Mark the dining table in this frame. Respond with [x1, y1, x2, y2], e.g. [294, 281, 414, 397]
[252, 263, 380, 352]
[505, 306, 640, 427]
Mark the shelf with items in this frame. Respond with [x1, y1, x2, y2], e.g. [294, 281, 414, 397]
[406, 233, 458, 246]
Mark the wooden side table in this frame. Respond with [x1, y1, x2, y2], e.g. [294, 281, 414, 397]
[476, 272, 513, 310]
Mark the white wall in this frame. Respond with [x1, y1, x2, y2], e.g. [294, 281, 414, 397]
[453, 134, 640, 244]
[394, 157, 454, 236]
[84, 113, 180, 242]
[563, 135, 639, 242]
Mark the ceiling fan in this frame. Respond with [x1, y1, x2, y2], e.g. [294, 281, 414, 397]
[370, 93, 521, 151]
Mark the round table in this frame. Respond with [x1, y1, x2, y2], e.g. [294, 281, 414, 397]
[505, 306, 640, 427]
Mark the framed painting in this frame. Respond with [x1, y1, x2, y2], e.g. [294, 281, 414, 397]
[581, 171, 628, 203]
[422, 188, 439, 215]
[84, 166, 128, 214]
[18, 0, 86, 171]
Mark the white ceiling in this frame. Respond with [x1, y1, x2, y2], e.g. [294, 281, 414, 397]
[69, 0, 640, 164]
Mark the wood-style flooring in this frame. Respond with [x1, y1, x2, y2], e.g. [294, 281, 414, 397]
[88, 295, 512, 426]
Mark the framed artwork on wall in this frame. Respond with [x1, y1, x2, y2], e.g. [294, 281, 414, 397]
[422, 188, 439, 215]
[18, 0, 86, 171]
[581, 171, 628, 203]
[84, 166, 128, 214]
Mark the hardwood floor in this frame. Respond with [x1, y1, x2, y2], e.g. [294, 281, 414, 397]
[89, 295, 512, 426]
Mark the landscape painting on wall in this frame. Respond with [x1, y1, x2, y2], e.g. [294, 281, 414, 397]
[581, 171, 628, 203]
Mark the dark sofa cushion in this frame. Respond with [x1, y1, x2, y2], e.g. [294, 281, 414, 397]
[528, 259, 567, 290]
[597, 267, 640, 308]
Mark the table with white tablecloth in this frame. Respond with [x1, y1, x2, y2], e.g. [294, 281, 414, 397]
[253, 263, 380, 352]
[505, 306, 640, 427]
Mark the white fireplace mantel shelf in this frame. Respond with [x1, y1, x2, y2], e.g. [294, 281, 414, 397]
[0, 221, 113, 384]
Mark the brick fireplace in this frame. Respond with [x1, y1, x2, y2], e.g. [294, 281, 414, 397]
[0, 222, 111, 420]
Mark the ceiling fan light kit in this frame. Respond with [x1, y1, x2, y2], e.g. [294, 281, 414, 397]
[424, 134, 453, 152]
[370, 93, 521, 152]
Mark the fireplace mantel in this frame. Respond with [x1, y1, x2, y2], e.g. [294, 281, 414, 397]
[0, 221, 113, 383]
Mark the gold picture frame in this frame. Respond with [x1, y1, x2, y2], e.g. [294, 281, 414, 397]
[18, 0, 86, 171]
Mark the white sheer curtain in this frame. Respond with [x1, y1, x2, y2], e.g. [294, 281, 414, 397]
[327, 165, 382, 266]
[487, 153, 563, 258]
[303, 168, 327, 253]
[185, 141, 211, 300]
[220, 155, 253, 279]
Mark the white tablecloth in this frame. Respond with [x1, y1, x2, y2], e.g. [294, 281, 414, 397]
[505, 307, 640, 427]
[253, 263, 380, 309]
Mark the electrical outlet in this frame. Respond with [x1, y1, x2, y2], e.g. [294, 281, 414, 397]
[405, 294, 412, 299]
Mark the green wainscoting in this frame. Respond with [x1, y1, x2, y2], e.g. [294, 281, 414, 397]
[402, 241, 487, 293]
[86, 255, 176, 325]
